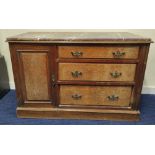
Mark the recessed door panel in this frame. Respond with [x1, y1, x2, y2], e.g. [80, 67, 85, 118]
[15, 45, 55, 104]
[20, 52, 50, 100]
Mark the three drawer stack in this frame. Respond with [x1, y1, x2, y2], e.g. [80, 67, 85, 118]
[58, 46, 138, 108]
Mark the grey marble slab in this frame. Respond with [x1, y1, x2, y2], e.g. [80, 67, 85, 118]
[6, 32, 152, 43]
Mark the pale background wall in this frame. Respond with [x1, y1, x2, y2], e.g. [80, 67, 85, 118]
[0, 29, 155, 93]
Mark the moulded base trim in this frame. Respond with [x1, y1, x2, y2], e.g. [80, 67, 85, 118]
[16, 107, 140, 121]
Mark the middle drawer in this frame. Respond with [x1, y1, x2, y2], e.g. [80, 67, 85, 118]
[59, 63, 136, 82]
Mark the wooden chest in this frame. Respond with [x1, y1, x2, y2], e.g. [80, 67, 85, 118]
[7, 32, 153, 121]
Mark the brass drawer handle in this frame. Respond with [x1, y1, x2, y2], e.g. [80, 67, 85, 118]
[108, 95, 119, 101]
[110, 71, 122, 78]
[71, 71, 82, 78]
[71, 51, 83, 57]
[72, 94, 82, 100]
[112, 51, 125, 58]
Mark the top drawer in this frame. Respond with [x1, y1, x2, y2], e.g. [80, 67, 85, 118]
[58, 46, 139, 59]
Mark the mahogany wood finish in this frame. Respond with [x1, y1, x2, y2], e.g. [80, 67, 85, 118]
[9, 44, 56, 105]
[7, 32, 153, 121]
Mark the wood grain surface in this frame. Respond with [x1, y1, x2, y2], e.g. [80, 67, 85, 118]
[60, 85, 132, 106]
[20, 52, 50, 100]
[58, 46, 139, 59]
[59, 63, 136, 81]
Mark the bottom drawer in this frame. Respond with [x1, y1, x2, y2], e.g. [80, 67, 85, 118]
[60, 86, 132, 107]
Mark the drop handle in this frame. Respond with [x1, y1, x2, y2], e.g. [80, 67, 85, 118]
[71, 71, 82, 78]
[72, 94, 82, 100]
[112, 51, 125, 58]
[71, 51, 83, 57]
[110, 71, 122, 78]
[107, 95, 119, 101]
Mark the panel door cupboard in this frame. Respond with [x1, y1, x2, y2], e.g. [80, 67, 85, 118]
[9, 44, 56, 106]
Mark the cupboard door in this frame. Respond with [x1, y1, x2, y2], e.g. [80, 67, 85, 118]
[15, 45, 55, 104]
[20, 52, 50, 100]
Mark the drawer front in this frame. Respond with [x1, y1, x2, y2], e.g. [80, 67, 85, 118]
[58, 46, 139, 59]
[59, 63, 136, 81]
[60, 86, 132, 107]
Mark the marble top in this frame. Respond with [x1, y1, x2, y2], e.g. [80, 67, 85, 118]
[6, 32, 153, 43]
